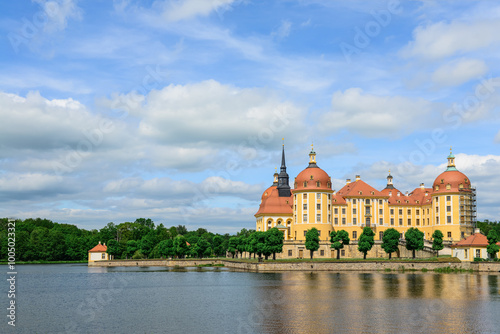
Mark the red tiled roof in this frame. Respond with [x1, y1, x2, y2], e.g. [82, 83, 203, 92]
[451, 233, 500, 247]
[337, 179, 387, 198]
[294, 166, 332, 191]
[89, 242, 107, 252]
[255, 186, 293, 216]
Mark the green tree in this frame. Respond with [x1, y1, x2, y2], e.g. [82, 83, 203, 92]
[431, 230, 444, 257]
[124, 240, 138, 259]
[236, 236, 247, 258]
[212, 235, 225, 257]
[106, 239, 122, 260]
[156, 239, 174, 258]
[405, 227, 424, 259]
[381, 228, 400, 259]
[174, 235, 189, 258]
[193, 237, 211, 258]
[357, 227, 374, 259]
[228, 237, 238, 258]
[486, 230, 500, 259]
[140, 233, 156, 259]
[331, 230, 350, 259]
[305, 228, 320, 259]
[266, 228, 284, 260]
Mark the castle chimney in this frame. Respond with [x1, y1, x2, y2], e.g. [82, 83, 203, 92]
[346, 179, 351, 185]
[420, 183, 425, 190]
[355, 175, 360, 181]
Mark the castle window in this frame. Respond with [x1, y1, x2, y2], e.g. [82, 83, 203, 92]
[416, 219, 420, 226]
[390, 218, 394, 225]
[379, 208, 383, 215]
[328, 214, 331, 222]
[408, 218, 411, 226]
[317, 204, 321, 210]
[366, 217, 370, 225]
[310, 175, 314, 180]
[459, 184, 463, 189]
[303, 214, 307, 222]
[416, 209, 420, 215]
[317, 214, 321, 222]
[304, 230, 307, 236]
[435, 185, 439, 191]
[371, 191, 374, 195]
[436, 217, 439, 224]
[353, 208, 357, 214]
[399, 209, 402, 215]
[334, 208, 338, 214]
[353, 231, 357, 239]
[286, 200, 289, 204]
[328, 194, 331, 200]
[447, 196, 451, 201]
[334, 217, 338, 225]
[342, 208, 346, 214]
[379, 199, 383, 205]
[303, 193, 307, 199]
[446, 184, 451, 190]
[342, 218, 346, 225]
[288, 250, 293, 256]
[316, 181, 320, 187]
[447, 216, 452, 224]
[328, 204, 331, 210]
[436, 206, 439, 212]
[447, 206, 451, 212]
[379, 218, 383, 225]
[359, 191, 363, 195]
[327, 182, 331, 188]
[316, 193, 321, 199]
[399, 218, 402, 226]
[303, 181, 307, 187]
[353, 199, 357, 204]
[353, 218, 357, 225]
[441, 179, 444, 184]
[366, 199, 370, 204]
[303, 204, 307, 210]
[407, 209, 411, 215]
[390, 209, 394, 215]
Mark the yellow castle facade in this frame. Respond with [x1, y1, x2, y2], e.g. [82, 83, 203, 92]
[255, 146, 476, 247]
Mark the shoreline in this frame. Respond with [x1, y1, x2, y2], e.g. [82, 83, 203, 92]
[88, 258, 500, 273]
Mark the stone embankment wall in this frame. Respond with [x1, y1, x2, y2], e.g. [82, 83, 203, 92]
[89, 258, 500, 273]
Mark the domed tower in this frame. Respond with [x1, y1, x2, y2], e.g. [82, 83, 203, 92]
[431, 149, 475, 241]
[255, 145, 293, 237]
[291, 145, 333, 241]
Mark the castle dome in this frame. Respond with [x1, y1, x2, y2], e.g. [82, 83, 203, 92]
[293, 147, 332, 191]
[255, 186, 292, 216]
[432, 149, 472, 194]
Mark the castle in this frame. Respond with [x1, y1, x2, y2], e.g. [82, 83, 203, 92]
[255, 146, 477, 256]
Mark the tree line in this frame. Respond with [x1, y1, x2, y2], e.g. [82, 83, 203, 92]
[1, 218, 498, 261]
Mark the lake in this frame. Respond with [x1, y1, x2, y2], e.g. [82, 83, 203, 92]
[2, 264, 499, 333]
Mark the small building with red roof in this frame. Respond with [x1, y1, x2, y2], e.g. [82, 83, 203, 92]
[451, 229, 500, 261]
[88, 241, 109, 262]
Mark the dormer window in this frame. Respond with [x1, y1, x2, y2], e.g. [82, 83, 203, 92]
[446, 184, 451, 190]
[371, 191, 374, 195]
[435, 185, 439, 191]
[310, 175, 314, 180]
[459, 184, 463, 189]
[359, 191, 363, 195]
[441, 179, 444, 184]
[316, 181, 320, 187]
[303, 181, 307, 187]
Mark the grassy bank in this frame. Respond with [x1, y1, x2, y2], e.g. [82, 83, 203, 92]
[222, 255, 459, 264]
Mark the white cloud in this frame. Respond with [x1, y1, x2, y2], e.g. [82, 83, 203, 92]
[273, 20, 292, 39]
[432, 58, 488, 87]
[319, 88, 435, 138]
[136, 80, 305, 147]
[401, 19, 500, 59]
[34, 0, 83, 33]
[163, 0, 235, 22]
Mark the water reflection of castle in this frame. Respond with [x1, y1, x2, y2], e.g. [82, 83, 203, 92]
[252, 272, 498, 333]
[256, 146, 477, 258]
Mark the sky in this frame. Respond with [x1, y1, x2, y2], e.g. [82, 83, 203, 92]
[1, 0, 500, 233]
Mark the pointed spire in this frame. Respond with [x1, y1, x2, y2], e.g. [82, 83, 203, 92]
[277, 142, 291, 197]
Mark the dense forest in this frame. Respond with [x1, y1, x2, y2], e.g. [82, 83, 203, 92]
[1, 218, 499, 262]
[0, 217, 283, 262]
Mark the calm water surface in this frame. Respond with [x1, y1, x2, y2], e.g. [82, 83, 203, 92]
[2, 264, 499, 333]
